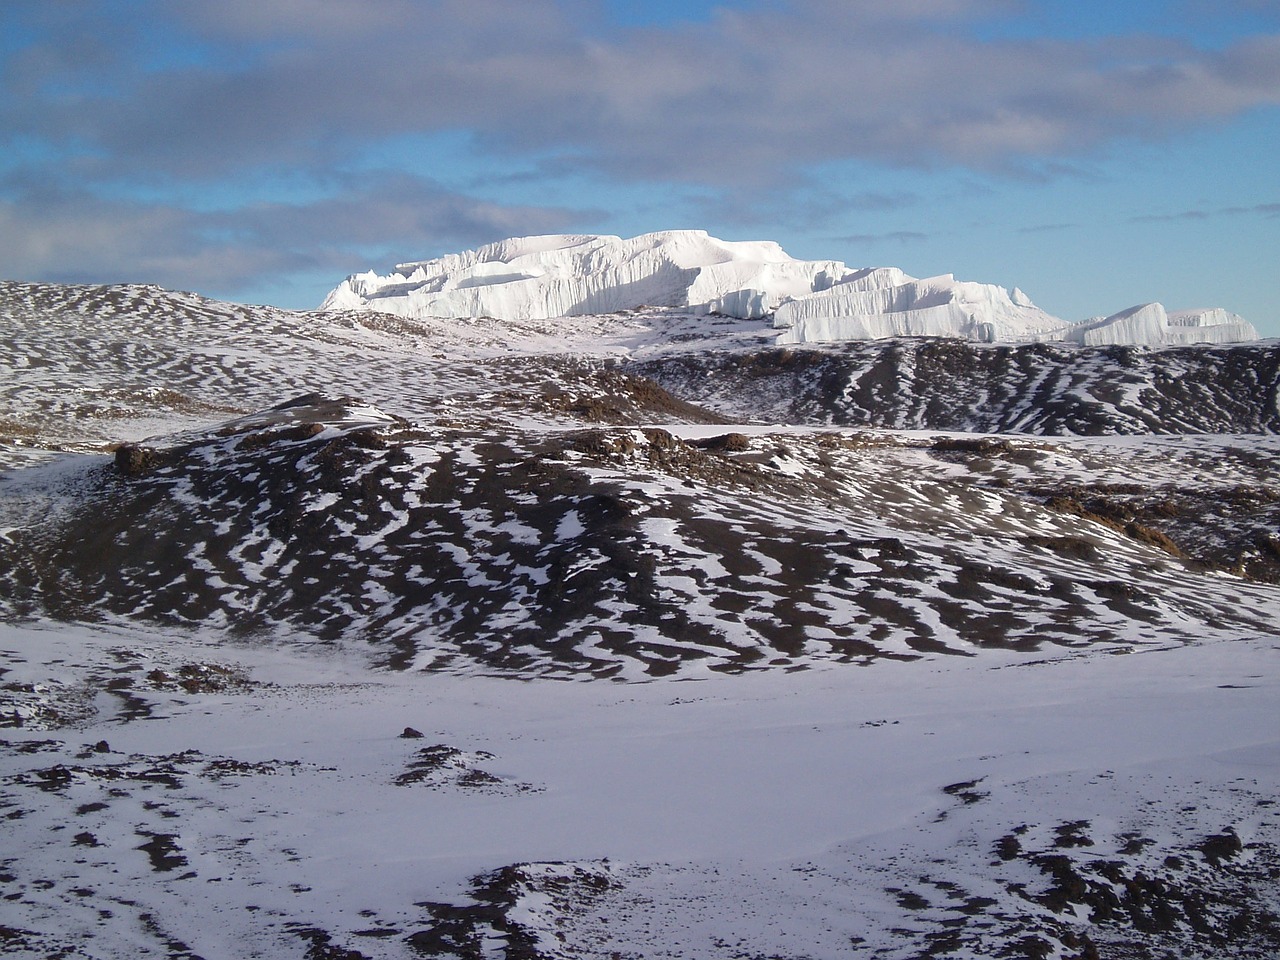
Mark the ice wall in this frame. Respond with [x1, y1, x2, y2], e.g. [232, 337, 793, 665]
[321, 230, 846, 322]
[773, 272, 1067, 343]
[1061, 304, 1260, 346]
[321, 231, 1259, 345]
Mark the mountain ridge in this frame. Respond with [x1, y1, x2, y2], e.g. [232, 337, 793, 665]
[3, 279, 1275, 483]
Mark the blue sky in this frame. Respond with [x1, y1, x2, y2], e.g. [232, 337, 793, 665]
[2, 0, 1277, 333]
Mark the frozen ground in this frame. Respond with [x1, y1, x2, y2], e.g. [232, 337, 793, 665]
[2, 279, 1279, 957]
[6, 403, 1279, 676]
[1, 619, 1277, 958]
[3, 281, 1276, 474]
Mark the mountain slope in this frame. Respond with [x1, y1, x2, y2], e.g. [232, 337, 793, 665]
[2, 280, 1276, 479]
[4, 394, 1279, 678]
[633, 338, 1280, 434]
[2, 277, 1279, 960]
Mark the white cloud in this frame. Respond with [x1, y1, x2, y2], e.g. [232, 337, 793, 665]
[0, 176, 592, 295]
[6, 1, 1278, 184]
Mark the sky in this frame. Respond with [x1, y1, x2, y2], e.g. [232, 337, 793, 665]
[1, 0, 1278, 333]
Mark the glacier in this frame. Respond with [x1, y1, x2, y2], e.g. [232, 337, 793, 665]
[321, 230, 1259, 346]
[771, 270, 1065, 343]
[1061, 302, 1259, 346]
[320, 230, 844, 322]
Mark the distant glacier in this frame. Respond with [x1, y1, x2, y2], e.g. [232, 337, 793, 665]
[321, 230, 1258, 346]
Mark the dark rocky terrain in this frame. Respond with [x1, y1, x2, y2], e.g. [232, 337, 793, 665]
[3, 394, 1279, 680]
[632, 338, 1280, 434]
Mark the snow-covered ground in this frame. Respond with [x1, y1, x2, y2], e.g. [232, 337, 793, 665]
[2, 618, 1276, 958]
[2, 280, 1275, 476]
[2, 277, 1279, 957]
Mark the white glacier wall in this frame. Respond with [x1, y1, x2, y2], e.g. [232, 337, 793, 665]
[1165, 307, 1259, 344]
[773, 272, 1068, 343]
[321, 230, 847, 322]
[1061, 303, 1260, 346]
[320, 231, 1259, 346]
[1061, 303, 1171, 347]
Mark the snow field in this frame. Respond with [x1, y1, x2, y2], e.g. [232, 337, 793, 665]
[1, 620, 1276, 957]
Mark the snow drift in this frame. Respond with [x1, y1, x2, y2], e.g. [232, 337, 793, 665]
[321, 230, 1259, 346]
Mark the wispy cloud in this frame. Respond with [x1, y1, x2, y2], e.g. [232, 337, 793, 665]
[695, 187, 921, 230]
[1018, 222, 1079, 234]
[846, 191, 922, 213]
[1130, 202, 1280, 223]
[837, 231, 930, 244]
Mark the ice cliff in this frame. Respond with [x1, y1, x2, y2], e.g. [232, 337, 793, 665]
[322, 231, 1258, 346]
[1061, 303, 1259, 346]
[321, 231, 844, 322]
[771, 270, 1065, 343]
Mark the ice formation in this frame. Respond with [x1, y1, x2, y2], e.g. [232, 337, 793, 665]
[1061, 303, 1259, 346]
[321, 230, 846, 322]
[772, 270, 1065, 343]
[322, 231, 1259, 345]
